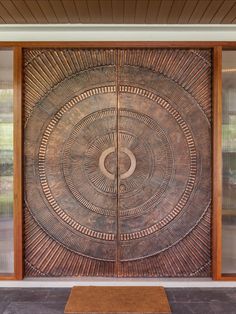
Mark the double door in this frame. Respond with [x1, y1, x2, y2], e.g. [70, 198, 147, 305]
[24, 48, 212, 277]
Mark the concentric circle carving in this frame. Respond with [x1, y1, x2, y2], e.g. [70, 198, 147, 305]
[62, 107, 173, 216]
[26, 80, 208, 262]
[118, 86, 198, 239]
[24, 48, 211, 277]
[28, 80, 203, 258]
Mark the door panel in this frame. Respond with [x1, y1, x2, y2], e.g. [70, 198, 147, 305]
[24, 49, 118, 276]
[118, 49, 212, 277]
[24, 48, 212, 277]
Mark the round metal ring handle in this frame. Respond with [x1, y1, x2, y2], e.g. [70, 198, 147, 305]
[99, 146, 136, 180]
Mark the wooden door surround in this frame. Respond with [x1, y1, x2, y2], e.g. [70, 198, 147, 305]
[1, 41, 235, 282]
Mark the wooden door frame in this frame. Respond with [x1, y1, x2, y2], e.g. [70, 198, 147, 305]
[0, 41, 235, 281]
[213, 44, 236, 281]
[0, 46, 23, 280]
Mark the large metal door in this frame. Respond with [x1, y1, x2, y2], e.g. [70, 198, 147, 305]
[24, 48, 212, 277]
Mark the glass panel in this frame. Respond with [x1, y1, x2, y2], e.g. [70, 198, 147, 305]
[222, 51, 236, 274]
[0, 50, 14, 274]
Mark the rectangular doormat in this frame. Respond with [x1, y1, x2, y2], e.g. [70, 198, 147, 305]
[64, 286, 171, 313]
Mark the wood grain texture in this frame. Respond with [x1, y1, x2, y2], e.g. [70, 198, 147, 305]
[213, 47, 236, 281]
[0, 275, 18, 280]
[0, 47, 23, 281]
[212, 46, 222, 281]
[178, 0, 198, 24]
[24, 0, 48, 24]
[221, 274, 236, 280]
[0, 1, 16, 23]
[112, 0, 124, 23]
[62, 0, 79, 24]
[135, 0, 149, 23]
[0, 0, 26, 23]
[167, 0, 186, 24]
[157, 0, 173, 24]
[100, 0, 113, 24]
[13, 47, 23, 280]
[210, 0, 236, 23]
[12, 0, 37, 24]
[124, 0, 136, 24]
[75, 0, 90, 23]
[87, 0, 101, 23]
[145, 0, 162, 24]
[49, 0, 69, 23]
[188, 0, 211, 24]
[37, 0, 58, 23]
[200, 0, 225, 24]
[0, 0, 235, 24]
[222, 1, 236, 23]
[24, 48, 212, 278]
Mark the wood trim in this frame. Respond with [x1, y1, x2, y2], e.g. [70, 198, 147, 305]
[211, 46, 236, 281]
[221, 274, 236, 281]
[212, 46, 236, 281]
[13, 47, 23, 280]
[220, 47, 236, 281]
[0, 41, 235, 49]
[212, 46, 222, 281]
[0, 276, 18, 281]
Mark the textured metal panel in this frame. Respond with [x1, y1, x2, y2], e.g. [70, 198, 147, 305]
[24, 48, 212, 277]
[119, 49, 211, 277]
[117, 49, 212, 277]
[24, 49, 117, 277]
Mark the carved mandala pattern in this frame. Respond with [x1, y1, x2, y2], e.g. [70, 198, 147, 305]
[24, 48, 212, 277]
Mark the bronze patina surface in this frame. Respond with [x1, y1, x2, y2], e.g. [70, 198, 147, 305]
[24, 49, 212, 277]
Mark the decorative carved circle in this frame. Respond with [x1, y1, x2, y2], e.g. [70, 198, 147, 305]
[26, 82, 207, 260]
[36, 83, 197, 237]
[48, 107, 173, 222]
[24, 49, 211, 276]
[99, 147, 116, 180]
[98, 146, 136, 180]
[119, 147, 136, 180]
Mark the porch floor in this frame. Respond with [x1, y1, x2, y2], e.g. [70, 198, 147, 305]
[0, 288, 235, 314]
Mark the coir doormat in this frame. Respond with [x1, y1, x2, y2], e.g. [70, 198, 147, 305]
[64, 286, 171, 313]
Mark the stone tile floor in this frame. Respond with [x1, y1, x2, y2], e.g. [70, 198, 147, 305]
[0, 288, 235, 314]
